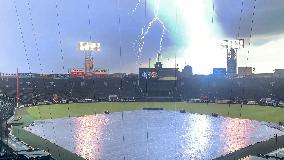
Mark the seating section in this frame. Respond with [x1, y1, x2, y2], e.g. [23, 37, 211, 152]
[1, 75, 284, 104]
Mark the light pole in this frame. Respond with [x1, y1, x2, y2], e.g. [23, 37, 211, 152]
[78, 41, 101, 77]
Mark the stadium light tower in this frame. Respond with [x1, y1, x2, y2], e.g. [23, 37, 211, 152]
[221, 39, 244, 76]
[78, 42, 101, 76]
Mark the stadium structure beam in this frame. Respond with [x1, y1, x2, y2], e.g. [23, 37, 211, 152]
[16, 68, 19, 108]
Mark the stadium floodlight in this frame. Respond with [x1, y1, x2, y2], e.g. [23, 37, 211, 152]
[221, 39, 244, 49]
[79, 42, 101, 51]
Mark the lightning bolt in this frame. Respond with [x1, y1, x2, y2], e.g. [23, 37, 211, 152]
[129, 0, 141, 15]
[132, 0, 167, 64]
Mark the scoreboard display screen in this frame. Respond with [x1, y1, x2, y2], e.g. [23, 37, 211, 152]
[139, 68, 178, 80]
[139, 68, 159, 79]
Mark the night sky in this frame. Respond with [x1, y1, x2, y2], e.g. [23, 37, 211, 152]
[0, 0, 284, 74]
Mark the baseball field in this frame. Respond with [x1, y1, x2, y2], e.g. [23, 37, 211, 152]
[11, 102, 284, 160]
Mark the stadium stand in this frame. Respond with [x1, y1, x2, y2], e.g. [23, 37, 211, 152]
[1, 74, 284, 104]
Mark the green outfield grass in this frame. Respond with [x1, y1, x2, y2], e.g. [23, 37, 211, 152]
[11, 102, 284, 160]
[16, 102, 284, 124]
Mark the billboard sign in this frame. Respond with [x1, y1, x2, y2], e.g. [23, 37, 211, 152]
[238, 67, 252, 76]
[213, 68, 226, 76]
[70, 69, 85, 77]
[95, 68, 108, 77]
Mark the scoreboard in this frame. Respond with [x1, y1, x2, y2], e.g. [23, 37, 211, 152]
[138, 67, 179, 97]
[139, 68, 178, 81]
[139, 68, 159, 80]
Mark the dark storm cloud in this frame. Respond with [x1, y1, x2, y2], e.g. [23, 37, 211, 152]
[216, 0, 284, 39]
[0, 0, 283, 73]
[0, 0, 172, 73]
